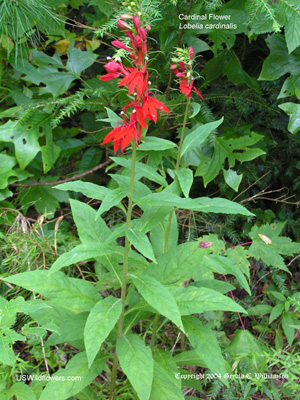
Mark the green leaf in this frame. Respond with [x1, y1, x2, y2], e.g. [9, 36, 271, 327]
[84, 297, 122, 367]
[183, 316, 228, 386]
[39, 352, 106, 400]
[149, 349, 184, 400]
[99, 107, 121, 128]
[111, 157, 167, 187]
[0, 112, 51, 169]
[176, 168, 193, 198]
[150, 207, 178, 257]
[134, 206, 171, 234]
[8, 383, 36, 400]
[130, 273, 183, 331]
[70, 199, 111, 244]
[110, 174, 151, 202]
[223, 169, 243, 192]
[285, 15, 300, 54]
[4, 271, 101, 314]
[282, 312, 296, 346]
[137, 136, 176, 151]
[173, 350, 207, 368]
[181, 118, 223, 158]
[203, 254, 251, 295]
[171, 286, 246, 315]
[269, 303, 284, 324]
[0, 328, 24, 366]
[95, 188, 127, 218]
[136, 192, 253, 216]
[55, 181, 110, 200]
[190, 102, 201, 118]
[195, 132, 264, 186]
[66, 47, 97, 76]
[41, 127, 61, 173]
[89, 0, 115, 17]
[249, 222, 300, 272]
[117, 334, 154, 400]
[127, 228, 156, 262]
[51, 244, 121, 273]
[278, 102, 300, 134]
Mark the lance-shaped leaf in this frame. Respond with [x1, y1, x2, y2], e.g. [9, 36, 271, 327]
[117, 334, 154, 400]
[127, 228, 156, 263]
[176, 168, 193, 198]
[130, 273, 183, 331]
[84, 297, 122, 367]
[183, 316, 229, 386]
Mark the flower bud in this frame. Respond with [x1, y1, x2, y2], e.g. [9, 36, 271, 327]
[146, 24, 151, 31]
[120, 14, 133, 19]
[135, 35, 142, 49]
[189, 46, 193, 59]
[139, 27, 147, 40]
[132, 15, 141, 31]
[117, 19, 131, 30]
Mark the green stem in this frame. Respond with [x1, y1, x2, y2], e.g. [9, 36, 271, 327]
[109, 141, 137, 400]
[149, 313, 160, 350]
[150, 98, 191, 349]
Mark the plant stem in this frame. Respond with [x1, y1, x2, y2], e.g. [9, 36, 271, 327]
[150, 98, 191, 349]
[109, 141, 137, 400]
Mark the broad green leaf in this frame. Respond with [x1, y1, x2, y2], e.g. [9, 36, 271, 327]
[279, 102, 300, 134]
[176, 168, 193, 198]
[84, 297, 122, 367]
[0, 112, 51, 169]
[55, 181, 110, 200]
[39, 352, 106, 400]
[0, 328, 24, 366]
[150, 208, 178, 257]
[117, 334, 154, 400]
[4, 271, 101, 314]
[95, 187, 127, 218]
[149, 349, 184, 400]
[249, 223, 300, 272]
[51, 243, 120, 273]
[47, 312, 87, 346]
[171, 286, 246, 315]
[203, 254, 251, 295]
[137, 136, 176, 151]
[191, 279, 235, 294]
[136, 192, 253, 216]
[181, 118, 223, 157]
[0, 154, 30, 190]
[223, 169, 243, 192]
[8, 383, 36, 400]
[127, 228, 156, 262]
[244, 305, 273, 316]
[183, 316, 228, 386]
[195, 133, 265, 186]
[18, 185, 69, 217]
[173, 350, 207, 368]
[227, 329, 266, 372]
[41, 127, 61, 173]
[111, 157, 167, 187]
[130, 273, 183, 330]
[70, 199, 111, 244]
[89, 0, 115, 17]
[66, 47, 97, 76]
[110, 174, 151, 201]
[134, 206, 171, 234]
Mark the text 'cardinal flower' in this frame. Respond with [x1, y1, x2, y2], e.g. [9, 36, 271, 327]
[100, 14, 169, 153]
[170, 47, 203, 100]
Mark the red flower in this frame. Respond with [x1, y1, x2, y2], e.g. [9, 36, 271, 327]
[142, 93, 170, 122]
[102, 112, 141, 153]
[118, 68, 149, 98]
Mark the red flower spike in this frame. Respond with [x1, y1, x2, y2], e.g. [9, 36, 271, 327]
[179, 61, 185, 72]
[135, 35, 142, 49]
[132, 15, 141, 31]
[111, 40, 131, 52]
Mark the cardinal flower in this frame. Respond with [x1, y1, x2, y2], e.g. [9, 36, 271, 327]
[142, 93, 170, 122]
[102, 111, 141, 153]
